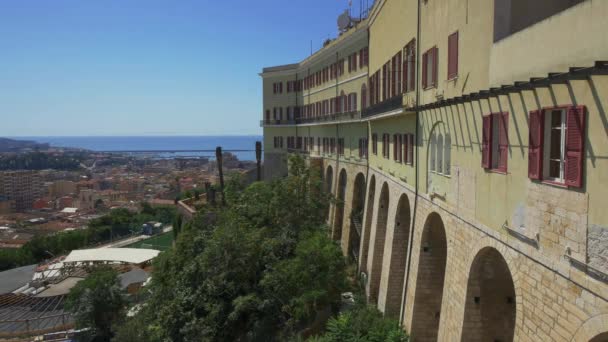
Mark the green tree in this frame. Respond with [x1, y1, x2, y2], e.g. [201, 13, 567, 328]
[65, 267, 126, 341]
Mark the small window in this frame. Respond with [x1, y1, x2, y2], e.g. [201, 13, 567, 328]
[444, 134, 451, 175]
[437, 134, 444, 173]
[430, 134, 436, 172]
[372, 133, 378, 155]
[447, 31, 459, 80]
[482, 112, 509, 172]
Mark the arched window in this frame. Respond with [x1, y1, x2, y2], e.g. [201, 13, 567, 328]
[437, 134, 444, 174]
[445, 134, 451, 175]
[430, 134, 436, 172]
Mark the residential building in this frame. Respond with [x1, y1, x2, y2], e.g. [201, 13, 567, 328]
[261, 1, 608, 340]
[0, 171, 42, 212]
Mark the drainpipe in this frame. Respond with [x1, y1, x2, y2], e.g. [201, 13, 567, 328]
[400, 0, 422, 326]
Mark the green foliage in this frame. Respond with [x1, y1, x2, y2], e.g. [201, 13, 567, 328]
[308, 305, 409, 342]
[136, 155, 341, 341]
[65, 267, 126, 341]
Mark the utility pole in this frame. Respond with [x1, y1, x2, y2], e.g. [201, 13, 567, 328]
[256, 141, 262, 181]
[215, 147, 226, 206]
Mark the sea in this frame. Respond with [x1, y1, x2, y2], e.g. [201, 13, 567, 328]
[13, 136, 263, 161]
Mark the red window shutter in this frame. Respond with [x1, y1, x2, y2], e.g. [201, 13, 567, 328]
[409, 45, 416, 91]
[448, 31, 459, 79]
[528, 110, 544, 180]
[482, 115, 492, 169]
[565, 106, 586, 187]
[409, 134, 414, 165]
[432, 47, 438, 87]
[422, 52, 428, 89]
[498, 112, 509, 172]
[403, 134, 408, 163]
[403, 58, 408, 93]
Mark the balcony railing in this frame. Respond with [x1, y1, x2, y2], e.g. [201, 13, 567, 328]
[362, 95, 403, 118]
[297, 110, 361, 124]
[260, 119, 297, 127]
[261, 111, 362, 126]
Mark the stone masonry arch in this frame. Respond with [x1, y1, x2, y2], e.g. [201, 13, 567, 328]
[461, 246, 517, 342]
[359, 175, 376, 273]
[367, 181, 390, 304]
[571, 314, 608, 342]
[410, 211, 448, 342]
[378, 192, 411, 318]
[333, 169, 347, 241]
[348, 173, 366, 261]
[324, 165, 333, 222]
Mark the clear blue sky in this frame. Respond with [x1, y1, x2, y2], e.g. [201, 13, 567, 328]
[0, 0, 371, 136]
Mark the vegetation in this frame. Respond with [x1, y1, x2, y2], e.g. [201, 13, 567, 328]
[0, 205, 176, 271]
[307, 302, 409, 342]
[113, 155, 409, 341]
[65, 267, 126, 342]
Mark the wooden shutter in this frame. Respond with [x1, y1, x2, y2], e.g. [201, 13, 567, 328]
[409, 134, 414, 165]
[422, 51, 428, 89]
[432, 47, 438, 87]
[528, 110, 544, 180]
[482, 115, 492, 169]
[498, 112, 509, 172]
[403, 134, 409, 163]
[565, 106, 586, 188]
[448, 31, 459, 79]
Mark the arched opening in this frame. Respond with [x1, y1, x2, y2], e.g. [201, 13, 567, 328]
[410, 212, 448, 341]
[359, 175, 376, 273]
[333, 169, 347, 241]
[461, 247, 516, 342]
[383, 194, 411, 317]
[369, 182, 389, 304]
[349, 173, 366, 262]
[324, 166, 333, 221]
[590, 332, 608, 342]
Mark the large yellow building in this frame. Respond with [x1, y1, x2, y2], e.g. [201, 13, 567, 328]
[261, 1, 608, 341]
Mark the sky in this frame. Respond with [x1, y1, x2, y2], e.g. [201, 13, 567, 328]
[0, 0, 372, 136]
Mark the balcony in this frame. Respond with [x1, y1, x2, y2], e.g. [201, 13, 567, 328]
[297, 110, 361, 125]
[362, 95, 403, 118]
[260, 119, 297, 127]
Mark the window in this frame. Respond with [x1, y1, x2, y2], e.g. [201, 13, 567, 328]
[265, 110, 270, 122]
[338, 138, 345, 156]
[444, 134, 451, 175]
[403, 133, 414, 165]
[382, 134, 390, 159]
[430, 134, 436, 171]
[382, 64, 388, 101]
[404, 40, 416, 92]
[437, 134, 444, 173]
[372, 133, 378, 155]
[361, 83, 367, 109]
[422, 47, 438, 89]
[359, 138, 368, 159]
[482, 112, 509, 172]
[447, 31, 459, 80]
[529, 106, 586, 187]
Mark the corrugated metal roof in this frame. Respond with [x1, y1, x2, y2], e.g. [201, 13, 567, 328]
[63, 248, 159, 265]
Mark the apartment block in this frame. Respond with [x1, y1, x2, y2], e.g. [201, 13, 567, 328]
[0, 171, 42, 212]
[261, 0, 608, 341]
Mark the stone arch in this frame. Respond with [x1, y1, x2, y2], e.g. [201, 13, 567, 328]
[349, 173, 366, 261]
[461, 247, 517, 342]
[324, 165, 333, 221]
[571, 314, 608, 342]
[369, 182, 390, 303]
[359, 175, 376, 273]
[333, 169, 347, 241]
[383, 193, 411, 318]
[410, 212, 448, 341]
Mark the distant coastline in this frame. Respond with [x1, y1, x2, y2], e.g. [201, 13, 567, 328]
[7, 135, 263, 161]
